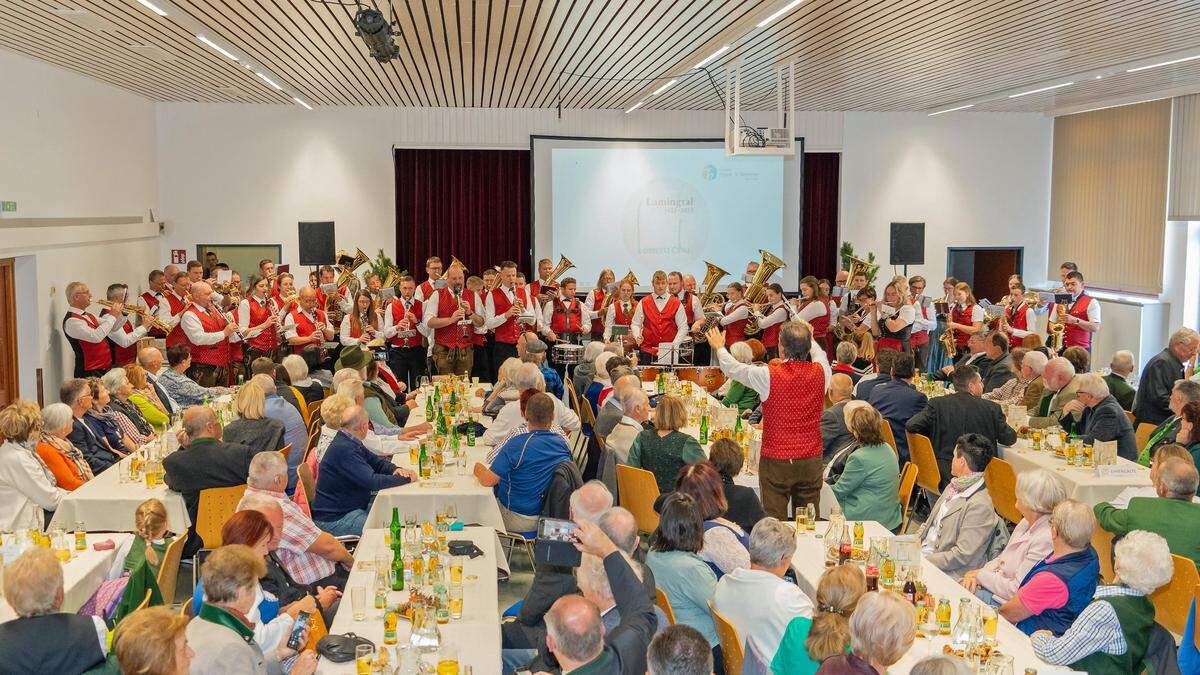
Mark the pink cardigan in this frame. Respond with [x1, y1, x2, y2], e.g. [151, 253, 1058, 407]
[975, 514, 1053, 603]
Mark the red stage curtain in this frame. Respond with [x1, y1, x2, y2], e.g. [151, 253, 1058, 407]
[801, 152, 840, 281]
[394, 148, 530, 278]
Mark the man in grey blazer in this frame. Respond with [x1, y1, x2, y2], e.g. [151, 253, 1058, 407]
[595, 373, 640, 439]
[821, 373, 856, 460]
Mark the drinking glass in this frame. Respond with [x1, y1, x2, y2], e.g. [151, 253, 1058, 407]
[982, 605, 998, 645]
[351, 586, 367, 621]
[805, 503, 817, 530]
[355, 644, 375, 675]
[448, 582, 463, 620]
[983, 653, 1014, 675]
[450, 556, 464, 585]
[74, 522, 87, 551]
[444, 504, 457, 523]
[437, 644, 460, 675]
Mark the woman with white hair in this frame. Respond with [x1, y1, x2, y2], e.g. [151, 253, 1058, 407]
[962, 468, 1067, 606]
[35, 402, 93, 491]
[584, 351, 616, 414]
[815, 591, 915, 674]
[720, 343, 761, 413]
[282, 353, 324, 403]
[102, 367, 157, 446]
[1000, 499, 1100, 636]
[1031, 530, 1174, 672]
[0, 400, 65, 530]
[483, 362, 580, 447]
[484, 357, 524, 416]
[572, 341, 607, 403]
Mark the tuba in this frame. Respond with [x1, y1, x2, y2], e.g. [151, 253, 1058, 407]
[843, 254, 879, 287]
[381, 266, 401, 291]
[542, 255, 575, 288]
[335, 248, 369, 289]
[486, 266, 504, 291]
[697, 261, 728, 308]
[743, 250, 785, 334]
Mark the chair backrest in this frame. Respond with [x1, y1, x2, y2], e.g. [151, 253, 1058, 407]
[897, 461, 918, 534]
[1126, 410, 1135, 424]
[578, 394, 597, 427]
[297, 464, 318, 508]
[196, 485, 249, 548]
[708, 601, 744, 675]
[1092, 526, 1116, 584]
[655, 587, 676, 626]
[134, 588, 153, 612]
[879, 422, 897, 455]
[742, 637, 773, 675]
[1149, 554, 1200, 635]
[907, 432, 941, 494]
[615, 464, 660, 534]
[1135, 422, 1157, 453]
[983, 457, 1020, 524]
[155, 532, 188, 606]
[304, 427, 320, 462]
[565, 383, 581, 413]
[278, 443, 292, 464]
[290, 386, 310, 426]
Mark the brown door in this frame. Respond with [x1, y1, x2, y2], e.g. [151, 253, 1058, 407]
[0, 259, 17, 406]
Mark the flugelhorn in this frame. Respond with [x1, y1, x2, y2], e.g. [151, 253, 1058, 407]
[438, 256, 469, 280]
[601, 270, 639, 310]
[697, 261, 728, 308]
[335, 248, 370, 289]
[542, 255, 575, 288]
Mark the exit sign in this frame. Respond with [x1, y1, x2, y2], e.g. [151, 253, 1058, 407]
[0, 201, 15, 212]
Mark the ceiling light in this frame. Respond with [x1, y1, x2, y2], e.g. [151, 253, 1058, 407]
[927, 103, 974, 116]
[197, 34, 238, 61]
[1126, 54, 1200, 73]
[625, 101, 644, 114]
[1008, 81, 1074, 98]
[1095, 75, 1103, 79]
[756, 0, 802, 28]
[255, 72, 282, 90]
[293, 97, 312, 110]
[694, 45, 730, 70]
[135, 0, 168, 16]
[353, 7, 399, 62]
[651, 79, 677, 96]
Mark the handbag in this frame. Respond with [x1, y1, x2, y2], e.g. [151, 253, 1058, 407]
[316, 633, 374, 663]
[824, 441, 861, 486]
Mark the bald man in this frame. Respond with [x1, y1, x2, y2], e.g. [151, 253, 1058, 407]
[595, 373, 643, 439]
[282, 285, 335, 372]
[163, 406, 262, 557]
[178, 280, 237, 386]
[820, 373, 856, 460]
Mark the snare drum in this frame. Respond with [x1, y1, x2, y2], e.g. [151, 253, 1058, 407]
[553, 343, 584, 365]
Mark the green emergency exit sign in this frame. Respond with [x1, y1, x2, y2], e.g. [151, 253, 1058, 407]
[0, 201, 15, 212]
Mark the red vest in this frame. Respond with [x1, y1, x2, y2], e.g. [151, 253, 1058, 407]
[679, 291, 697, 325]
[639, 295, 681, 356]
[140, 291, 166, 338]
[289, 308, 329, 354]
[530, 280, 543, 300]
[723, 301, 749, 345]
[801, 299, 830, 339]
[108, 314, 139, 367]
[1006, 303, 1030, 349]
[245, 297, 278, 352]
[590, 289, 606, 336]
[165, 292, 188, 347]
[418, 280, 435, 301]
[490, 288, 521, 344]
[1064, 294, 1093, 350]
[761, 361, 825, 460]
[64, 311, 112, 373]
[184, 306, 231, 366]
[388, 298, 423, 348]
[761, 304, 785, 349]
[550, 297, 583, 336]
[951, 303, 976, 348]
[910, 298, 930, 347]
[432, 287, 475, 349]
[613, 301, 634, 328]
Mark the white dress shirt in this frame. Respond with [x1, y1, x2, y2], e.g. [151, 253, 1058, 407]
[180, 304, 228, 345]
[719, 301, 750, 326]
[157, 290, 188, 328]
[862, 303, 915, 332]
[795, 299, 828, 323]
[540, 296, 595, 332]
[1007, 305, 1038, 339]
[63, 309, 118, 344]
[482, 397, 580, 448]
[678, 291, 704, 323]
[714, 341, 831, 402]
[107, 315, 149, 347]
[282, 307, 332, 341]
[236, 296, 273, 340]
[630, 295, 688, 346]
[483, 286, 520, 331]
[339, 314, 380, 347]
[603, 301, 637, 342]
[383, 296, 429, 340]
[910, 297, 937, 333]
[713, 567, 814, 661]
[755, 303, 789, 331]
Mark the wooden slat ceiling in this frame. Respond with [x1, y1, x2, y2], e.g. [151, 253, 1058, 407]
[3, 0, 1200, 113]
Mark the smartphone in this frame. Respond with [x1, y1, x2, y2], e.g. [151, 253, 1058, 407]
[286, 611, 310, 650]
[536, 517, 582, 567]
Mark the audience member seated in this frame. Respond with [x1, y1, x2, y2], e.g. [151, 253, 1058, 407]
[606, 387, 651, 467]
[910, 656, 973, 674]
[1064, 373, 1137, 461]
[961, 469, 1067, 607]
[1095, 456, 1200, 567]
[522, 337, 563, 400]
[108, 498, 174, 579]
[1177, 401, 1200, 464]
[867, 351, 927, 462]
[254, 374, 307, 490]
[1137, 379, 1200, 465]
[1017, 349, 1050, 414]
[1061, 346, 1090, 380]
[83, 376, 137, 455]
[671, 461, 750, 576]
[821, 373, 857, 461]
[1000, 499, 1100, 636]
[906, 366, 1017, 487]
[113, 605, 194, 675]
[222, 379, 286, 455]
[188, 544, 316, 675]
[713, 518, 812, 661]
[648, 624, 714, 675]
[978, 332, 1015, 393]
[831, 405, 902, 531]
[722, 342, 763, 412]
[1031, 530, 1175, 671]
[932, 332, 990, 383]
[61, 377, 121, 473]
[0, 548, 109, 674]
[1104, 350, 1137, 411]
[482, 363, 580, 447]
[159, 344, 228, 407]
[707, 438, 766, 533]
[627, 395, 705, 492]
[311, 405, 414, 536]
[815, 590, 915, 675]
[35, 402, 93, 491]
[163, 406, 261, 555]
[124, 361, 171, 430]
[245, 452, 352, 588]
[854, 348, 897, 401]
[102, 367, 157, 446]
[282, 353, 325, 404]
[475, 392, 571, 532]
[484, 357, 523, 416]
[916, 433, 1008, 578]
[0, 400, 65, 530]
[645, 494, 720, 661]
[983, 347, 1033, 407]
[584, 352, 616, 414]
[135, 347, 179, 418]
[773, 564, 866, 675]
[1027, 357, 1083, 431]
[572, 341, 606, 403]
[1108, 444, 1198, 508]
[832, 342, 862, 385]
[595, 373, 641, 439]
[254, 358, 301, 416]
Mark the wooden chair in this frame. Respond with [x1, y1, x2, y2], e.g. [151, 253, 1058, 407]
[709, 601, 744, 675]
[907, 432, 941, 497]
[1149, 554, 1200, 636]
[156, 533, 188, 606]
[566, 383, 582, 413]
[297, 464, 318, 508]
[615, 465, 660, 534]
[291, 387, 311, 426]
[577, 393, 597, 428]
[278, 443, 292, 464]
[984, 458, 1021, 525]
[1195, 584, 1200, 651]
[1126, 410, 1135, 425]
[196, 485, 249, 548]
[134, 588, 153, 612]
[655, 587, 676, 626]
[897, 462, 918, 534]
[879, 422, 898, 456]
[1092, 527, 1115, 584]
[1135, 422, 1157, 453]
[304, 427, 320, 460]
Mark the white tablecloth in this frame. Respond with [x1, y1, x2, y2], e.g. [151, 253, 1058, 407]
[999, 438, 1152, 506]
[316, 527, 500, 673]
[49, 452, 190, 533]
[0, 533, 133, 622]
[789, 521, 1077, 673]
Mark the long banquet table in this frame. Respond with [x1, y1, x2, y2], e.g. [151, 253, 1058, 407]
[998, 437, 1151, 506]
[49, 446, 190, 533]
[0, 533, 133, 622]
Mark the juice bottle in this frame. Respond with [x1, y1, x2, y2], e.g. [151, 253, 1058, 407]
[383, 608, 398, 645]
[937, 598, 952, 635]
[852, 521, 864, 548]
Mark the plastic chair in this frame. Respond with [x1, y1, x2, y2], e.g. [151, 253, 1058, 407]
[291, 387, 310, 426]
[1135, 422, 1157, 453]
[497, 530, 537, 570]
[1092, 527, 1115, 584]
[1150, 554, 1200, 635]
[196, 485, 248, 548]
[615, 464, 661, 534]
[709, 601, 744, 675]
[897, 462, 918, 534]
[155, 533, 188, 606]
[880, 422, 898, 456]
[907, 432, 941, 497]
[655, 587, 676, 626]
[984, 457, 1021, 525]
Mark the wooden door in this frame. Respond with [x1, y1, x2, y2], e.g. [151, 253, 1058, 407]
[0, 259, 17, 407]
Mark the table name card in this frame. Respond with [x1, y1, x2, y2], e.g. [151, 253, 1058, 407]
[1095, 464, 1140, 477]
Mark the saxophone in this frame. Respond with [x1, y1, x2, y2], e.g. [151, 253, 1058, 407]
[1046, 303, 1066, 353]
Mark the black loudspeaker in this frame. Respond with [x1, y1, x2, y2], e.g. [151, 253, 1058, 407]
[298, 221, 335, 266]
[890, 222, 925, 265]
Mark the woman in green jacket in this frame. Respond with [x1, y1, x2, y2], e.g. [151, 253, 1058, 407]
[125, 363, 171, 431]
[830, 405, 902, 531]
[628, 396, 706, 492]
[720, 342, 761, 413]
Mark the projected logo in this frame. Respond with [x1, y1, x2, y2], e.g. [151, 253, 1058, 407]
[623, 178, 711, 269]
[702, 165, 718, 181]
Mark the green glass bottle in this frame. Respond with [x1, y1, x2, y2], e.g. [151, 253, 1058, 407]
[656, 371, 665, 395]
[433, 385, 441, 404]
[466, 413, 476, 447]
[698, 413, 709, 444]
[450, 424, 460, 451]
[391, 547, 405, 591]
[389, 507, 401, 548]
[418, 442, 430, 479]
[425, 391, 435, 419]
[449, 388, 458, 415]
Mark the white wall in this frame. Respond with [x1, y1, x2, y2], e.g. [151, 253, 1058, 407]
[839, 111, 1054, 288]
